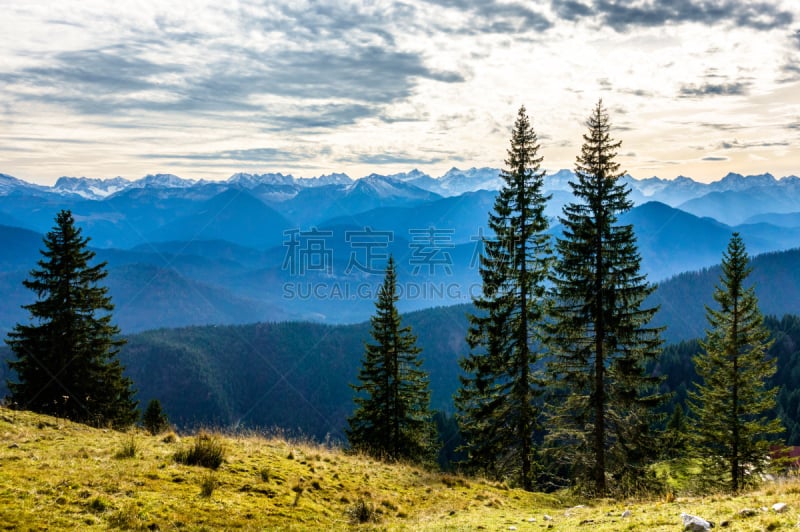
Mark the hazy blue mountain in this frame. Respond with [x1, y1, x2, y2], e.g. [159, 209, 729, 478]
[105, 263, 278, 331]
[649, 247, 800, 342]
[709, 172, 779, 192]
[0, 225, 45, 269]
[277, 175, 441, 225]
[321, 190, 496, 245]
[129, 239, 268, 269]
[744, 212, 800, 227]
[3, 197, 800, 333]
[678, 179, 800, 225]
[618, 201, 800, 281]
[146, 189, 291, 250]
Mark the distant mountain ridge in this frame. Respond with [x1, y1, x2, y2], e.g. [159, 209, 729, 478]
[1, 165, 799, 333]
[5, 167, 799, 201]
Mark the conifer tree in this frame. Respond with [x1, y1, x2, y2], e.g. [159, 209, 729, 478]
[455, 105, 551, 490]
[347, 256, 436, 463]
[142, 399, 170, 435]
[688, 233, 782, 492]
[6, 210, 137, 428]
[546, 100, 664, 496]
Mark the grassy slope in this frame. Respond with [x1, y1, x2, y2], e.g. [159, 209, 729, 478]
[2, 407, 800, 531]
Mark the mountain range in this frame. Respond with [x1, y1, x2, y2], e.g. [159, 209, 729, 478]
[0, 168, 799, 333]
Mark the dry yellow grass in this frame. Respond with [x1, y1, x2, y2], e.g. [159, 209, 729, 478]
[2, 406, 800, 530]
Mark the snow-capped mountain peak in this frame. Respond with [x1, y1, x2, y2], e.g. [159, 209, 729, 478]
[130, 174, 196, 189]
[227, 172, 296, 187]
[296, 173, 352, 187]
[53, 176, 131, 199]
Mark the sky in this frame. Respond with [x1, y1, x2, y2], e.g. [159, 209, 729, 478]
[1, 0, 799, 185]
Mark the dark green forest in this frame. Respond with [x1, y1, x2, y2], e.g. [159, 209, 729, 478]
[3, 306, 799, 448]
[656, 314, 800, 445]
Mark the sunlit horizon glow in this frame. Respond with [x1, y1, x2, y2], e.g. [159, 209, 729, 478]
[1, 1, 799, 185]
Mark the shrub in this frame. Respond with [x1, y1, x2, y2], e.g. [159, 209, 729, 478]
[174, 432, 225, 470]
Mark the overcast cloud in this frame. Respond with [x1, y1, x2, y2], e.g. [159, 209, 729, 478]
[0, 0, 798, 183]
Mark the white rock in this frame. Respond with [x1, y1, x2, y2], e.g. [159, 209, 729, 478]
[680, 512, 713, 531]
[526, 517, 536, 522]
[508, 527, 517, 531]
[622, 509, 632, 518]
[543, 514, 552, 521]
[772, 502, 788, 513]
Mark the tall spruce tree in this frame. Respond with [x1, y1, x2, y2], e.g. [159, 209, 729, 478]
[347, 256, 436, 463]
[546, 100, 664, 496]
[6, 210, 137, 428]
[455, 105, 551, 490]
[688, 233, 782, 492]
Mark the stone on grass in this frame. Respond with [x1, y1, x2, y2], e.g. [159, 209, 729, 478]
[737, 508, 757, 517]
[621, 509, 632, 518]
[772, 502, 788, 513]
[681, 512, 713, 531]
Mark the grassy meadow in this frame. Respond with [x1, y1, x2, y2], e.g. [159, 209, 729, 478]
[2, 406, 800, 530]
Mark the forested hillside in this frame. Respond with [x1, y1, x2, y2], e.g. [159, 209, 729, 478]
[0, 305, 470, 441]
[4, 304, 799, 448]
[650, 247, 800, 342]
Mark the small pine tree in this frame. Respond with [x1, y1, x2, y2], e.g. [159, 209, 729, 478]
[663, 403, 688, 458]
[688, 233, 783, 492]
[455, 105, 551, 490]
[546, 100, 665, 496]
[142, 399, 170, 435]
[5, 210, 137, 428]
[346, 256, 437, 463]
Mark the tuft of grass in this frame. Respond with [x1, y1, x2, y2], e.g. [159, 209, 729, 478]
[107, 503, 145, 529]
[114, 434, 138, 459]
[174, 432, 225, 469]
[259, 467, 270, 482]
[87, 496, 108, 514]
[347, 498, 379, 524]
[200, 472, 217, 497]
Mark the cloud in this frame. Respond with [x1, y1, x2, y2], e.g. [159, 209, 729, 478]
[550, 0, 794, 31]
[679, 82, 750, 97]
[142, 146, 331, 163]
[421, 0, 552, 33]
[702, 156, 729, 161]
[553, 1, 594, 21]
[696, 122, 745, 131]
[780, 61, 800, 81]
[719, 139, 790, 149]
[341, 150, 466, 166]
[2, 7, 465, 129]
[258, 105, 377, 131]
